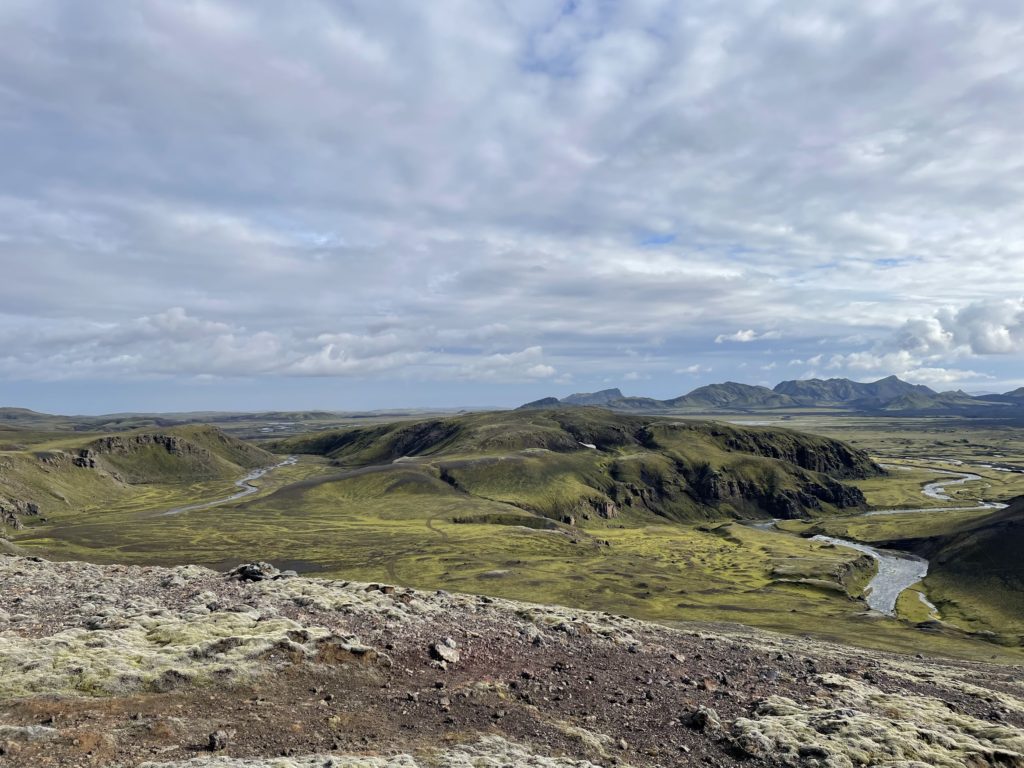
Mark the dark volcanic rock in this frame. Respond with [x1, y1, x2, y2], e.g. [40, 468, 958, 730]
[226, 562, 281, 582]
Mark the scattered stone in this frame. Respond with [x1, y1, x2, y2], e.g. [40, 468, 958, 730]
[226, 562, 280, 582]
[798, 744, 831, 759]
[208, 730, 229, 752]
[681, 706, 722, 732]
[431, 640, 461, 665]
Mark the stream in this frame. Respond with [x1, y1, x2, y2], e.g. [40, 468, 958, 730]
[163, 456, 297, 516]
[759, 466, 1001, 616]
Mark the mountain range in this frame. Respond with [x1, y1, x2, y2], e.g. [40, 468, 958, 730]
[520, 375, 1021, 414]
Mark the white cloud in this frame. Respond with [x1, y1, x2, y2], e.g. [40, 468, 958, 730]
[715, 329, 781, 344]
[900, 367, 993, 386]
[676, 364, 711, 374]
[826, 350, 919, 373]
[2, 1, 1024, 406]
[894, 299, 1024, 356]
[458, 346, 557, 382]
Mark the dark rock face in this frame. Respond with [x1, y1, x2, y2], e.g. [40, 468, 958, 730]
[719, 432, 880, 480]
[689, 467, 866, 519]
[0, 497, 40, 530]
[566, 498, 619, 524]
[73, 449, 98, 468]
[88, 434, 201, 458]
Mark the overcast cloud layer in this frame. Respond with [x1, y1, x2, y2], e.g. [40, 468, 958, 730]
[2, 0, 1024, 412]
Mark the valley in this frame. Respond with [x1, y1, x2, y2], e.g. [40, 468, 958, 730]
[2, 401, 1023, 662]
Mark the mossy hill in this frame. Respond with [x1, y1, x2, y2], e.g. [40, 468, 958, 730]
[0, 425, 274, 528]
[274, 408, 881, 524]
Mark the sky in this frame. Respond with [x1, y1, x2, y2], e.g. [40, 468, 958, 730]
[2, 0, 1024, 413]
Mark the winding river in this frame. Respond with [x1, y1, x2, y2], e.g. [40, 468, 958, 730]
[761, 466, 1001, 616]
[163, 455, 297, 516]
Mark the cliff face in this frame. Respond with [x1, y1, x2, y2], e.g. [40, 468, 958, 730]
[0, 555, 1021, 767]
[689, 468, 866, 519]
[694, 424, 880, 480]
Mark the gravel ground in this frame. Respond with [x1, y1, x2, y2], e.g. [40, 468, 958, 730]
[1, 555, 1022, 767]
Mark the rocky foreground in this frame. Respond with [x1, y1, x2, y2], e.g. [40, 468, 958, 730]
[0, 555, 1022, 767]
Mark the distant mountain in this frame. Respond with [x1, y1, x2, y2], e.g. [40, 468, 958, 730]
[516, 397, 562, 410]
[977, 387, 1024, 405]
[561, 388, 624, 406]
[519, 389, 626, 409]
[668, 382, 796, 409]
[881, 389, 987, 412]
[519, 375, 1024, 414]
[0, 407, 46, 420]
[606, 396, 669, 411]
[773, 375, 935, 407]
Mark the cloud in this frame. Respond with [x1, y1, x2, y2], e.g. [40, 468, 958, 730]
[2, 1, 1024, 407]
[714, 330, 781, 344]
[894, 299, 1024, 356]
[0, 307, 561, 384]
[457, 346, 558, 382]
[676, 364, 711, 374]
[899, 367, 993, 386]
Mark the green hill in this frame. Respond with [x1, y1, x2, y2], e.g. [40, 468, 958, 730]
[0, 425, 275, 528]
[275, 408, 880, 525]
[912, 500, 1024, 637]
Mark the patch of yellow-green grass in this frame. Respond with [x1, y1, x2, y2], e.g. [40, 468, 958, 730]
[923, 571, 1024, 640]
[895, 582, 938, 623]
[782, 507, 996, 545]
[15, 463, 1021, 662]
[849, 464, 975, 510]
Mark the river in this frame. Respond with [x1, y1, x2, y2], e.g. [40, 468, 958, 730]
[758, 465, 1001, 616]
[163, 455, 297, 516]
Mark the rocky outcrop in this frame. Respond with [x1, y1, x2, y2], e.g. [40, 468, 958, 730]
[87, 433, 205, 459]
[716, 429, 881, 480]
[73, 449, 98, 468]
[688, 466, 867, 519]
[0, 497, 39, 530]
